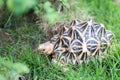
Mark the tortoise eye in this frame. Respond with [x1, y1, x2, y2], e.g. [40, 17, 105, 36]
[42, 49, 45, 52]
[43, 49, 45, 51]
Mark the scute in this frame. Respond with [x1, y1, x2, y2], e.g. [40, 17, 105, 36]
[86, 38, 99, 55]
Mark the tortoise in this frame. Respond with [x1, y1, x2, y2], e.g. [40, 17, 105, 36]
[37, 19, 113, 66]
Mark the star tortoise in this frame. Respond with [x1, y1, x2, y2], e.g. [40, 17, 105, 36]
[37, 19, 114, 66]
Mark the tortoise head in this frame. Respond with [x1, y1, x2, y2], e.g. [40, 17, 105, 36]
[36, 41, 54, 55]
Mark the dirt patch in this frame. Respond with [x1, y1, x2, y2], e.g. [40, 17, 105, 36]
[0, 29, 13, 45]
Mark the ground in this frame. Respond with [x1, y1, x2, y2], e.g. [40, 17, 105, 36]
[0, 0, 120, 80]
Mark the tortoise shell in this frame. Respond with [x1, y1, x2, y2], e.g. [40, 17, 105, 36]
[37, 19, 114, 65]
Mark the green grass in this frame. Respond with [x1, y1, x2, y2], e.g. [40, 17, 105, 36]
[0, 0, 120, 80]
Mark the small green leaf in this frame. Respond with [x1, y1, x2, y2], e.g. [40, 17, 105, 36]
[0, 0, 3, 7]
[43, 1, 60, 25]
[12, 63, 29, 74]
[7, 0, 37, 15]
[0, 74, 6, 80]
[60, 0, 70, 8]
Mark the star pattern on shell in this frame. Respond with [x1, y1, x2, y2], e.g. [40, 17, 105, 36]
[37, 19, 114, 66]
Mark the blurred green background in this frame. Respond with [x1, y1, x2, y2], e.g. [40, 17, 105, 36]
[0, 0, 120, 80]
